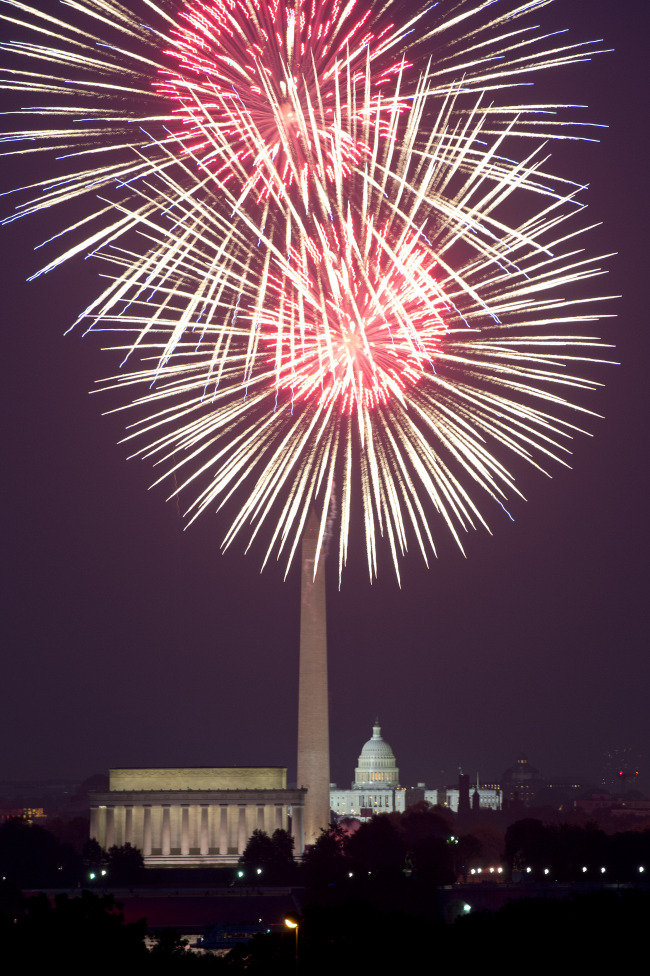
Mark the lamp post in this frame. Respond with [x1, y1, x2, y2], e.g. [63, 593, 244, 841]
[284, 915, 300, 973]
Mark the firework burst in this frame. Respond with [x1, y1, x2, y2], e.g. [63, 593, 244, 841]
[83, 84, 611, 581]
[0, 0, 604, 252]
[263, 215, 448, 413]
[1, 0, 613, 580]
[156, 0, 415, 198]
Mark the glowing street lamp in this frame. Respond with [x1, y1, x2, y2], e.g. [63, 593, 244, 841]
[284, 915, 300, 972]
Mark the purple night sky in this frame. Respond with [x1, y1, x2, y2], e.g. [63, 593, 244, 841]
[2, 0, 648, 793]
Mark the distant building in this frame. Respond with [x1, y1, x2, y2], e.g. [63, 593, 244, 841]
[431, 787, 502, 813]
[426, 774, 502, 814]
[330, 722, 406, 821]
[500, 754, 546, 807]
[573, 793, 650, 819]
[0, 806, 46, 824]
[90, 767, 306, 867]
[500, 755, 592, 809]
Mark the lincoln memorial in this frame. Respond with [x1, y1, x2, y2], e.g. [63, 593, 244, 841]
[90, 767, 307, 867]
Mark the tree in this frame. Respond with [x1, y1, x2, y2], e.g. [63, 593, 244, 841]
[397, 803, 453, 847]
[239, 829, 296, 883]
[455, 833, 483, 881]
[269, 828, 296, 881]
[106, 843, 144, 885]
[301, 824, 351, 888]
[0, 817, 78, 887]
[504, 818, 546, 875]
[270, 828, 294, 865]
[239, 829, 274, 876]
[82, 837, 108, 873]
[3, 891, 148, 966]
[346, 814, 404, 875]
[46, 816, 91, 855]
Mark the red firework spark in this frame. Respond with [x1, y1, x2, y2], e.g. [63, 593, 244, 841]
[261, 216, 447, 413]
[156, 0, 409, 198]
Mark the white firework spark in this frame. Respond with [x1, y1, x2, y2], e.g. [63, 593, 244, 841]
[1, 0, 613, 580]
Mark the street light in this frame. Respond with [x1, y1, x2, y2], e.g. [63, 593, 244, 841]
[284, 915, 300, 973]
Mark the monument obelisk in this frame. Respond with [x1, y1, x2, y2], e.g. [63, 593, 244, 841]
[297, 510, 330, 847]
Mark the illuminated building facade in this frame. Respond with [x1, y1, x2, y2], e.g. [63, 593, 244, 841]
[90, 767, 306, 867]
[0, 806, 46, 823]
[330, 722, 406, 821]
[428, 785, 502, 813]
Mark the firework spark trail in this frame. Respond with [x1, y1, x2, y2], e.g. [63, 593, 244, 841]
[1, 0, 614, 579]
[0, 0, 606, 229]
[80, 84, 612, 581]
[63, 75, 599, 384]
[155, 0, 418, 196]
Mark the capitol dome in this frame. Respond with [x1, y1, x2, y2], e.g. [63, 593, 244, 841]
[501, 753, 541, 784]
[354, 722, 400, 788]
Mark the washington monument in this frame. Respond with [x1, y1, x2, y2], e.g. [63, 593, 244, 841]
[297, 510, 330, 846]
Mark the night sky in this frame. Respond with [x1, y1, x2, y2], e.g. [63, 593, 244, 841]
[2, 0, 648, 794]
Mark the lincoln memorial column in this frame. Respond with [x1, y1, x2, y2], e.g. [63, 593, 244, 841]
[200, 805, 209, 856]
[237, 806, 247, 854]
[143, 806, 152, 856]
[124, 805, 133, 846]
[181, 806, 190, 856]
[219, 806, 228, 856]
[161, 805, 171, 856]
[105, 806, 115, 849]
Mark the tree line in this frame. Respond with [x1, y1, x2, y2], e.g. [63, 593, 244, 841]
[0, 816, 144, 888]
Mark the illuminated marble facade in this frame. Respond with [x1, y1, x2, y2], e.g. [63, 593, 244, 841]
[90, 767, 306, 867]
